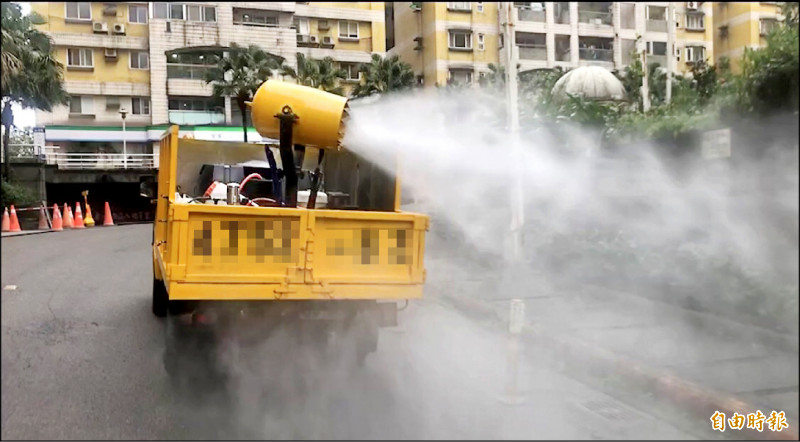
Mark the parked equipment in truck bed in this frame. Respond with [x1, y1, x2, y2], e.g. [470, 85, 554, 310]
[146, 80, 429, 380]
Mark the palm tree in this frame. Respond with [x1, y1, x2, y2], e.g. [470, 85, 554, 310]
[351, 54, 415, 98]
[2, 2, 68, 182]
[204, 43, 283, 142]
[280, 53, 347, 96]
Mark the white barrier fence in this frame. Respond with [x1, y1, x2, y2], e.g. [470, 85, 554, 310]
[46, 152, 158, 170]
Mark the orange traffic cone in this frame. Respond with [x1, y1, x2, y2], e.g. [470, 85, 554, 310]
[63, 203, 74, 229]
[73, 202, 85, 229]
[9, 205, 21, 232]
[2, 208, 10, 232]
[37, 206, 50, 230]
[102, 202, 115, 226]
[51, 204, 63, 231]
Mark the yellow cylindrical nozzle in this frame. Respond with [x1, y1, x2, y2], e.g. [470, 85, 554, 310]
[250, 80, 349, 149]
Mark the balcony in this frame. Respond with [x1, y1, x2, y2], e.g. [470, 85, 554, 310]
[518, 44, 547, 60]
[646, 19, 668, 33]
[167, 64, 212, 80]
[579, 47, 613, 62]
[518, 7, 545, 22]
[579, 10, 612, 26]
[168, 111, 225, 126]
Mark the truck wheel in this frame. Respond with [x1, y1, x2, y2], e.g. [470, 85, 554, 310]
[152, 278, 168, 318]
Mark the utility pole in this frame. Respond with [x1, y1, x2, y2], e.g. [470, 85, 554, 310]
[666, 1, 674, 104]
[639, 39, 651, 112]
[503, 1, 524, 262]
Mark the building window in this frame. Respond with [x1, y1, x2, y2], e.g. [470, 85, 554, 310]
[67, 48, 93, 68]
[685, 45, 705, 63]
[477, 33, 485, 51]
[476, 2, 484, 12]
[647, 41, 667, 56]
[342, 63, 361, 81]
[65, 2, 92, 20]
[645, 5, 666, 21]
[187, 4, 216, 22]
[234, 9, 279, 27]
[295, 18, 310, 34]
[132, 97, 150, 115]
[128, 5, 147, 23]
[170, 3, 184, 19]
[130, 51, 149, 69]
[447, 2, 471, 12]
[448, 30, 473, 50]
[69, 96, 94, 115]
[153, 3, 215, 21]
[760, 18, 779, 35]
[339, 21, 359, 39]
[448, 69, 473, 85]
[685, 13, 704, 30]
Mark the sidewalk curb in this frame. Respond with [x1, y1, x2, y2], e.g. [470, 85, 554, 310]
[1, 230, 55, 238]
[440, 294, 799, 441]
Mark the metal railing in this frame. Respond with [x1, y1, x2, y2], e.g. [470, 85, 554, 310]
[46, 153, 157, 170]
[518, 44, 547, 60]
[578, 10, 612, 25]
[646, 19, 668, 32]
[167, 64, 212, 80]
[579, 47, 613, 62]
[168, 110, 225, 125]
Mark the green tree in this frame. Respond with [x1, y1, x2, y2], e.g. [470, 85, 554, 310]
[1, 2, 69, 182]
[351, 54, 415, 98]
[280, 53, 347, 95]
[478, 63, 506, 90]
[204, 43, 283, 142]
[738, 1, 799, 114]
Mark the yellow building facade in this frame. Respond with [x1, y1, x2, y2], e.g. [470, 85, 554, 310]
[713, 1, 784, 72]
[388, 2, 500, 87]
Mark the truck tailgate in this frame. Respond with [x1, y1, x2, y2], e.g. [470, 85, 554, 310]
[161, 203, 428, 301]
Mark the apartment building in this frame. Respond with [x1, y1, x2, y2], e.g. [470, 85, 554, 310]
[387, 2, 500, 87]
[31, 2, 385, 158]
[713, 1, 784, 72]
[388, 2, 715, 88]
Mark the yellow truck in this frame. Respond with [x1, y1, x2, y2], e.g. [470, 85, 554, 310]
[143, 81, 429, 381]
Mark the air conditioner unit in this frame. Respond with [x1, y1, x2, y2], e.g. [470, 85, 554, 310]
[318, 20, 329, 30]
[686, 2, 698, 10]
[113, 23, 126, 34]
[104, 48, 118, 58]
[297, 34, 310, 44]
[322, 35, 334, 45]
[93, 22, 109, 33]
[309, 35, 319, 45]
[103, 4, 117, 16]
[591, 18, 603, 25]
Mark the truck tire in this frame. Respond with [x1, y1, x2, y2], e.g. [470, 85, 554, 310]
[152, 278, 168, 318]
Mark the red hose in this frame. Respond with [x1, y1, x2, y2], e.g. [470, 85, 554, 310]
[240, 173, 264, 193]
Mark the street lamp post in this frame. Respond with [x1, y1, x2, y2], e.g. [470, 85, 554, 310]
[503, 2, 524, 263]
[119, 108, 128, 169]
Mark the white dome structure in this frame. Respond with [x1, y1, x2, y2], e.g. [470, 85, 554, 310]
[551, 66, 626, 102]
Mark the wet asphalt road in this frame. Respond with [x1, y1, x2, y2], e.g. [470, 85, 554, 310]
[1, 225, 701, 440]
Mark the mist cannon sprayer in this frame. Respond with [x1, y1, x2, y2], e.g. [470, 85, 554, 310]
[249, 80, 351, 208]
